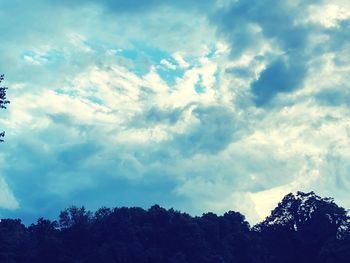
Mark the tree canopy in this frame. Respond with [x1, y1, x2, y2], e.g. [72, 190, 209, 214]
[0, 74, 9, 142]
[0, 191, 349, 262]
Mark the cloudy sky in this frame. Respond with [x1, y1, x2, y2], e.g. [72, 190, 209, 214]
[0, 0, 350, 224]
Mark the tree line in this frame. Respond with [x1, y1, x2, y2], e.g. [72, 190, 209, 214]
[0, 191, 349, 262]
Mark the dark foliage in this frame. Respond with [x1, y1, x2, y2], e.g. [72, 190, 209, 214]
[0, 74, 9, 142]
[0, 192, 349, 262]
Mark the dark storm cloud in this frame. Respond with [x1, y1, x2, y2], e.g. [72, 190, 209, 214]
[211, 0, 322, 106]
[174, 106, 238, 156]
[252, 58, 306, 106]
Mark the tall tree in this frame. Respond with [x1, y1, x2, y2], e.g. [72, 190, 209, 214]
[255, 191, 350, 262]
[0, 74, 9, 142]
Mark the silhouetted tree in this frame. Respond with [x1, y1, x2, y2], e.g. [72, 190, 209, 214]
[59, 206, 92, 229]
[27, 218, 64, 263]
[0, 192, 348, 262]
[0, 74, 9, 142]
[255, 191, 350, 263]
[0, 219, 28, 262]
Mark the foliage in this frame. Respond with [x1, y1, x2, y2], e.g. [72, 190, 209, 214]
[254, 191, 350, 262]
[0, 74, 9, 142]
[0, 192, 348, 262]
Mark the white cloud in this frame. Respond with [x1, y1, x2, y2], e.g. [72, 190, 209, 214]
[0, 177, 19, 210]
[160, 59, 177, 70]
[308, 4, 350, 28]
[1, 0, 350, 225]
[172, 52, 190, 69]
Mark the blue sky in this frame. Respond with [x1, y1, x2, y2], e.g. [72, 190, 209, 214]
[1, 0, 350, 224]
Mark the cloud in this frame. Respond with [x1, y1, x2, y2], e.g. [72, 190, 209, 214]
[0, 177, 19, 211]
[173, 105, 238, 156]
[160, 59, 177, 70]
[251, 58, 306, 106]
[315, 88, 350, 106]
[211, 0, 325, 106]
[49, 0, 215, 13]
[172, 53, 190, 69]
[1, 0, 350, 226]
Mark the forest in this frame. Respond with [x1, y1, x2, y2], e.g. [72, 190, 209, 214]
[0, 191, 349, 263]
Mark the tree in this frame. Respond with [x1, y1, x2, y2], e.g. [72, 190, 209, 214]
[0, 192, 348, 262]
[27, 218, 64, 262]
[0, 74, 9, 142]
[255, 191, 350, 262]
[0, 219, 28, 262]
[257, 192, 348, 237]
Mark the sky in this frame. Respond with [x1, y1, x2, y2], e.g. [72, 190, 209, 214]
[0, 0, 350, 224]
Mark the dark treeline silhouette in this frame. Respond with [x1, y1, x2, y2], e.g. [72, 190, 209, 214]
[0, 192, 349, 262]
